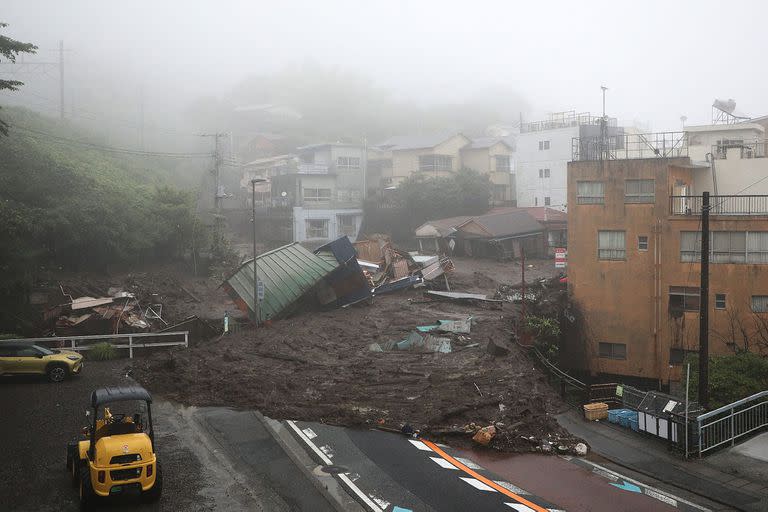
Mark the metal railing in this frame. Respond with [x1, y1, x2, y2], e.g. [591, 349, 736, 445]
[670, 195, 768, 216]
[521, 111, 616, 133]
[0, 331, 189, 359]
[696, 390, 768, 456]
[572, 132, 687, 161]
[711, 141, 768, 160]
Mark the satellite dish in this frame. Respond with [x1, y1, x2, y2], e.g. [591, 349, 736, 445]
[281, 191, 287, 197]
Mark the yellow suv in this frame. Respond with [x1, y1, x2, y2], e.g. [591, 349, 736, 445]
[0, 342, 83, 382]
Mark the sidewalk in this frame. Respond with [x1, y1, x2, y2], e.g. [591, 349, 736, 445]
[557, 410, 768, 512]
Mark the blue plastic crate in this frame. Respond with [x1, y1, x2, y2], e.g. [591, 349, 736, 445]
[618, 410, 638, 428]
[607, 410, 621, 424]
[629, 417, 639, 432]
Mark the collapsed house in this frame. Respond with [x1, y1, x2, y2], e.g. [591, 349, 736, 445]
[222, 236, 455, 321]
[416, 207, 567, 259]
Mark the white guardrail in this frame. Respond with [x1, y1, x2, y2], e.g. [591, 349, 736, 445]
[696, 390, 768, 456]
[0, 331, 189, 359]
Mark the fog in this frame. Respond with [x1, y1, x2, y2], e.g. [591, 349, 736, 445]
[3, 0, 767, 141]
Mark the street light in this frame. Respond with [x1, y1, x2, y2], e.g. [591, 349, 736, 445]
[251, 178, 267, 326]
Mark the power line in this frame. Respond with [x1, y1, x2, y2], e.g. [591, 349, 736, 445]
[11, 124, 213, 159]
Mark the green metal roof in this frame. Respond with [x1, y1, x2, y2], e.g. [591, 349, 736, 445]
[225, 243, 338, 322]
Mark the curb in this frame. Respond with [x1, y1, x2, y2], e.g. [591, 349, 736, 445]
[253, 412, 362, 512]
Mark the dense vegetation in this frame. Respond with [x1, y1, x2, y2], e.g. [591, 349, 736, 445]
[0, 108, 205, 281]
[362, 169, 492, 240]
[685, 352, 768, 408]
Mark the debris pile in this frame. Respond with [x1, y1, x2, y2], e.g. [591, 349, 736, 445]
[135, 252, 582, 454]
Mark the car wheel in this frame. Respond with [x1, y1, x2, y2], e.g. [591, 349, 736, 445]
[141, 463, 162, 503]
[69, 456, 80, 487]
[79, 466, 96, 511]
[47, 365, 67, 383]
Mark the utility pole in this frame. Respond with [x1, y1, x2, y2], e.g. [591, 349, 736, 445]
[600, 85, 608, 160]
[139, 86, 145, 151]
[251, 178, 267, 326]
[362, 136, 368, 203]
[58, 40, 65, 120]
[521, 247, 526, 326]
[699, 191, 710, 408]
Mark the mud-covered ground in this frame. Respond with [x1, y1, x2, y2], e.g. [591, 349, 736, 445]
[133, 257, 579, 453]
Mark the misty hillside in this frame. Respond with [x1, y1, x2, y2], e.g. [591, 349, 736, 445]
[0, 108, 201, 275]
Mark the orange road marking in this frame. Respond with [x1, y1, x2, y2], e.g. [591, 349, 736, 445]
[421, 439, 548, 512]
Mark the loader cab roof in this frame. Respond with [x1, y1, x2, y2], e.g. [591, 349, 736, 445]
[91, 386, 153, 408]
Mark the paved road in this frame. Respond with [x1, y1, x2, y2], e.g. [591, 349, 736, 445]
[0, 360, 337, 511]
[287, 419, 716, 512]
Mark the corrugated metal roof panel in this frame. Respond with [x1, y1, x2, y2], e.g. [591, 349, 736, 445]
[224, 243, 338, 322]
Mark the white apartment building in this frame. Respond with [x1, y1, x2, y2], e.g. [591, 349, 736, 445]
[684, 121, 768, 196]
[515, 111, 621, 209]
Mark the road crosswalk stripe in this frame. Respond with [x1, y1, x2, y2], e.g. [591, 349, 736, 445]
[408, 439, 432, 451]
[460, 477, 498, 492]
[430, 456, 459, 469]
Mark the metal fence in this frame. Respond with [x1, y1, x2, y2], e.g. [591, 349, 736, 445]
[0, 331, 189, 359]
[572, 132, 688, 161]
[711, 141, 768, 160]
[696, 390, 768, 456]
[669, 195, 768, 216]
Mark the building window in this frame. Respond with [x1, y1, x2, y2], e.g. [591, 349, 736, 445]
[419, 154, 452, 172]
[599, 342, 626, 360]
[638, 235, 648, 251]
[544, 168, 550, 178]
[751, 296, 768, 313]
[598, 230, 625, 260]
[336, 156, 360, 169]
[495, 155, 511, 172]
[747, 232, 768, 263]
[538, 140, 550, 150]
[680, 232, 701, 262]
[681, 231, 768, 263]
[338, 215, 357, 237]
[712, 231, 746, 263]
[544, 196, 551, 206]
[625, 179, 655, 203]
[306, 219, 329, 239]
[337, 189, 361, 202]
[539, 169, 543, 178]
[669, 286, 700, 313]
[303, 188, 332, 202]
[715, 293, 726, 309]
[534, 197, 538, 206]
[577, 181, 605, 204]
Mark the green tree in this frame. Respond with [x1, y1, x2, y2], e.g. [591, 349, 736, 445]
[685, 352, 768, 408]
[0, 23, 37, 135]
[391, 168, 491, 223]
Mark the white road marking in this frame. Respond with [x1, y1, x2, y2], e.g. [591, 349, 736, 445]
[287, 421, 384, 512]
[504, 504, 536, 511]
[302, 427, 317, 439]
[430, 456, 459, 469]
[494, 480, 530, 494]
[370, 495, 390, 509]
[286, 420, 331, 464]
[579, 459, 710, 511]
[460, 477, 498, 492]
[455, 457, 484, 470]
[408, 439, 432, 451]
[319, 444, 335, 459]
[338, 473, 385, 512]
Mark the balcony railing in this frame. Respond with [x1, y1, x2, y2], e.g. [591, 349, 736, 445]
[572, 132, 687, 161]
[670, 195, 768, 216]
[521, 111, 616, 133]
[297, 163, 330, 174]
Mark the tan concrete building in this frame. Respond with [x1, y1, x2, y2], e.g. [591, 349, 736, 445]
[373, 132, 515, 205]
[567, 143, 768, 388]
